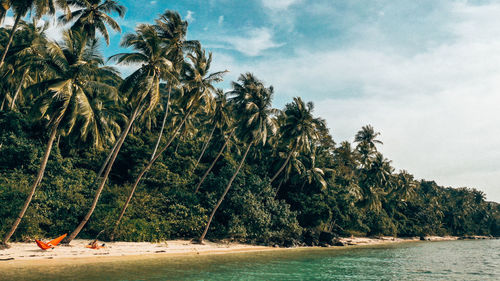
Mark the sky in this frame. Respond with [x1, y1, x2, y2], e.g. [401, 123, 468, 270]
[3, 0, 500, 201]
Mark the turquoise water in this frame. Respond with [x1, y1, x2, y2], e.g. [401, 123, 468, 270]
[1, 240, 499, 280]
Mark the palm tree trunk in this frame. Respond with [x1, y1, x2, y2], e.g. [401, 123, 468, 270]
[0, 96, 5, 111]
[150, 87, 171, 160]
[194, 125, 216, 169]
[2, 119, 60, 245]
[198, 142, 253, 243]
[0, 14, 21, 68]
[194, 131, 233, 193]
[109, 106, 194, 241]
[9, 69, 28, 110]
[63, 103, 144, 244]
[270, 149, 294, 183]
[273, 179, 284, 199]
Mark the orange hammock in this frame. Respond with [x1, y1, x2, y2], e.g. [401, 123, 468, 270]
[35, 234, 67, 250]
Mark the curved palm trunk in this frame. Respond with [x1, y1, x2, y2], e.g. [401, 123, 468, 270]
[194, 125, 216, 169]
[109, 106, 194, 240]
[273, 179, 284, 199]
[150, 88, 171, 160]
[2, 119, 60, 245]
[63, 103, 144, 244]
[198, 143, 253, 243]
[194, 131, 233, 193]
[0, 96, 5, 111]
[270, 149, 295, 183]
[9, 69, 28, 110]
[0, 14, 21, 68]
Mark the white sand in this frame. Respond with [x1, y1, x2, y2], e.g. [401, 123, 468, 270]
[0, 236, 459, 263]
[0, 239, 273, 262]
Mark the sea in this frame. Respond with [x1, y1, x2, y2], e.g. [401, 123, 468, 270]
[1, 239, 498, 280]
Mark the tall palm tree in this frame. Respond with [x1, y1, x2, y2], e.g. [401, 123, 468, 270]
[109, 46, 225, 240]
[270, 97, 321, 182]
[59, 0, 125, 45]
[64, 24, 174, 244]
[1, 30, 113, 245]
[0, 0, 67, 67]
[149, 10, 200, 159]
[198, 73, 278, 243]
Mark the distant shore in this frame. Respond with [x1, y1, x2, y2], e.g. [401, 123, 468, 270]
[0, 236, 495, 265]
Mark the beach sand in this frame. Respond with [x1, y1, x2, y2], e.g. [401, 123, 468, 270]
[0, 236, 458, 264]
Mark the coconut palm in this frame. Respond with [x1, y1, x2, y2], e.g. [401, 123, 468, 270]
[1, 30, 114, 245]
[194, 89, 234, 192]
[354, 125, 383, 167]
[194, 89, 232, 169]
[64, 24, 174, 243]
[0, 0, 67, 67]
[270, 97, 321, 183]
[59, 0, 125, 45]
[148, 10, 200, 160]
[198, 73, 278, 243]
[1, 19, 50, 111]
[108, 45, 225, 240]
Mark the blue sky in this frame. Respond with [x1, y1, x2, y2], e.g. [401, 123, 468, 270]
[3, 0, 500, 201]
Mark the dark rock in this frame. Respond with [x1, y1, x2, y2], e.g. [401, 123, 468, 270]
[319, 231, 337, 246]
[302, 230, 320, 246]
[333, 240, 345, 246]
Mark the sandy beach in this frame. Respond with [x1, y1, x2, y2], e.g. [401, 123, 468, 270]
[0, 236, 460, 264]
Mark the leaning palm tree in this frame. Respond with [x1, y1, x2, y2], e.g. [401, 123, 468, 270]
[270, 97, 321, 183]
[59, 0, 125, 45]
[194, 89, 232, 169]
[108, 46, 225, 240]
[197, 73, 278, 243]
[64, 24, 174, 244]
[194, 89, 234, 193]
[148, 10, 200, 159]
[1, 30, 114, 246]
[0, 0, 68, 67]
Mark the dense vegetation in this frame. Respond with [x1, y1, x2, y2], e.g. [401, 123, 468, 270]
[1, 1, 498, 247]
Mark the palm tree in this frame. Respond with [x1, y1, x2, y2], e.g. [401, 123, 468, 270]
[296, 145, 331, 192]
[194, 89, 234, 192]
[59, 0, 125, 45]
[194, 89, 232, 169]
[0, 0, 67, 67]
[149, 10, 200, 160]
[109, 46, 225, 240]
[197, 73, 278, 243]
[270, 97, 321, 183]
[64, 24, 174, 244]
[1, 30, 113, 245]
[354, 125, 383, 167]
[2, 19, 50, 111]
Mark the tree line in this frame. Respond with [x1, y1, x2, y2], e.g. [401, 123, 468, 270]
[0, 0, 498, 248]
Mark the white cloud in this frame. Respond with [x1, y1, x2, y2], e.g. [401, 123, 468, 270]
[186, 10, 195, 23]
[218, 15, 224, 25]
[261, 0, 301, 10]
[150, 1, 157, 4]
[211, 2, 500, 201]
[217, 27, 284, 56]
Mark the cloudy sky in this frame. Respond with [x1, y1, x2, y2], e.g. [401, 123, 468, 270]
[4, 0, 500, 201]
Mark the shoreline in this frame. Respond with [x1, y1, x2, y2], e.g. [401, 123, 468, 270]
[0, 236, 493, 265]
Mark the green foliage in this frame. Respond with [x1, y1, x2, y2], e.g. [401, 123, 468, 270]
[0, 5, 498, 246]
